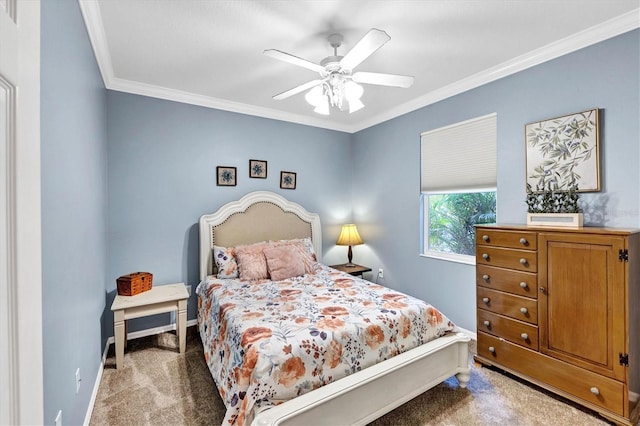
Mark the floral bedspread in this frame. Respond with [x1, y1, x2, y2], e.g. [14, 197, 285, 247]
[196, 264, 455, 425]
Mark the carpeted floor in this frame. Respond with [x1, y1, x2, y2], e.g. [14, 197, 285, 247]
[90, 329, 618, 426]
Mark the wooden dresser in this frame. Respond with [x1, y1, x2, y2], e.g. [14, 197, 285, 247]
[475, 224, 640, 426]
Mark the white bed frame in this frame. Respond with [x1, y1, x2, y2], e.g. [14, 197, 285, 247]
[199, 191, 471, 425]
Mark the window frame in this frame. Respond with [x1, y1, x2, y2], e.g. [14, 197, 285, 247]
[420, 112, 497, 265]
[421, 188, 497, 265]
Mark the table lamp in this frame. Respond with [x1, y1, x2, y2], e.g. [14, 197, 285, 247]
[336, 224, 363, 267]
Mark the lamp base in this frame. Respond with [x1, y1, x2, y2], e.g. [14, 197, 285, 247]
[346, 245, 355, 267]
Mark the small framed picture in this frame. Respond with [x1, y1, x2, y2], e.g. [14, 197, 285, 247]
[280, 171, 296, 190]
[249, 159, 267, 179]
[216, 166, 237, 186]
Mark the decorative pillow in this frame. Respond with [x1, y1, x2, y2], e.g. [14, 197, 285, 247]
[263, 245, 306, 281]
[213, 245, 238, 279]
[269, 238, 318, 273]
[235, 242, 270, 281]
[300, 237, 317, 261]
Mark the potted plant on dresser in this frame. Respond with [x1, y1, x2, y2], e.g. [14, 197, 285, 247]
[525, 182, 583, 227]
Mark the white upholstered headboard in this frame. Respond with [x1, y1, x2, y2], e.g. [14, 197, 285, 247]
[199, 191, 322, 280]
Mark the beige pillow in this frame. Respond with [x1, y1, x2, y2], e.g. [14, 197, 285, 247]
[235, 242, 269, 281]
[263, 245, 306, 281]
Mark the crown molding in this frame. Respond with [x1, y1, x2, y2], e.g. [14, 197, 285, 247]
[79, 0, 113, 90]
[79, 1, 638, 134]
[106, 76, 354, 133]
[351, 9, 640, 133]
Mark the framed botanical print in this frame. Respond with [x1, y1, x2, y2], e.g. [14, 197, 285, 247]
[216, 166, 237, 186]
[280, 171, 296, 190]
[525, 108, 600, 192]
[249, 159, 267, 178]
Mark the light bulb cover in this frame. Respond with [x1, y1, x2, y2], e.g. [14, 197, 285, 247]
[345, 81, 364, 102]
[349, 98, 364, 113]
[314, 94, 330, 115]
[305, 86, 323, 107]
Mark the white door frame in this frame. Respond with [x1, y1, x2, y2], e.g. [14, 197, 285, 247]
[0, 1, 43, 424]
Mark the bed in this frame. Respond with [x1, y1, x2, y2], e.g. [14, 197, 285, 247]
[197, 191, 470, 425]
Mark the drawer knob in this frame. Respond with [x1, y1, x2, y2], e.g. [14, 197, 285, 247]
[482, 297, 490, 304]
[488, 346, 495, 353]
[482, 253, 489, 260]
[519, 282, 528, 289]
[590, 387, 600, 396]
[520, 307, 528, 314]
[519, 238, 528, 245]
[539, 287, 546, 294]
[520, 333, 529, 340]
[483, 320, 491, 327]
[482, 274, 490, 281]
[482, 235, 489, 242]
[519, 258, 527, 265]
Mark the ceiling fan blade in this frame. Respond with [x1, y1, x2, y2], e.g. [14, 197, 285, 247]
[339, 29, 390, 71]
[264, 49, 325, 73]
[352, 72, 414, 88]
[273, 79, 322, 100]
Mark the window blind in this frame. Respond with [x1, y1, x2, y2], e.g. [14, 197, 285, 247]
[421, 113, 497, 192]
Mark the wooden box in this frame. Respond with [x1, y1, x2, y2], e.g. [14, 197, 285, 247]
[526, 212, 583, 228]
[116, 272, 153, 296]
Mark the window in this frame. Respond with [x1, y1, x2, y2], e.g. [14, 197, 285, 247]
[420, 113, 497, 264]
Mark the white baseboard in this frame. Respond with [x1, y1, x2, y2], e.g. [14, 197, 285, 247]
[82, 348, 107, 426]
[83, 319, 198, 425]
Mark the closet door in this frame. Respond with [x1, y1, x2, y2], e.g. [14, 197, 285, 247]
[538, 232, 626, 382]
[0, 1, 43, 424]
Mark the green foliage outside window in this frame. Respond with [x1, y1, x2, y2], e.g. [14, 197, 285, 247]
[428, 191, 497, 256]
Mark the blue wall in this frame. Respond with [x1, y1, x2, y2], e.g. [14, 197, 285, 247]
[39, 3, 638, 422]
[106, 92, 352, 336]
[351, 29, 640, 331]
[41, 0, 108, 424]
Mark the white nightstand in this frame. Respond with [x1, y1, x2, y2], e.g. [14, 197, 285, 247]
[110, 283, 189, 369]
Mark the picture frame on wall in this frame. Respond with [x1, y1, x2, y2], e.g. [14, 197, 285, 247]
[525, 108, 600, 192]
[280, 171, 296, 190]
[249, 159, 267, 178]
[216, 166, 237, 186]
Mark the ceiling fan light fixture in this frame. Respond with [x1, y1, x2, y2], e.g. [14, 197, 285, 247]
[345, 81, 363, 102]
[348, 98, 364, 113]
[266, 29, 411, 115]
[313, 94, 330, 115]
[305, 85, 323, 107]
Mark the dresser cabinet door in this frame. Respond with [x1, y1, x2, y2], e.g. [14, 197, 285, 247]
[538, 232, 627, 382]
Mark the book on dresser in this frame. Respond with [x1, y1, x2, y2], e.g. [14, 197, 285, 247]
[474, 224, 640, 426]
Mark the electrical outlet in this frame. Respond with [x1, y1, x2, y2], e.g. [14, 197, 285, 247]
[55, 410, 62, 426]
[378, 268, 384, 279]
[75, 368, 81, 394]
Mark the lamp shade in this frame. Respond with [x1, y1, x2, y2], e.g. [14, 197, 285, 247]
[336, 224, 363, 246]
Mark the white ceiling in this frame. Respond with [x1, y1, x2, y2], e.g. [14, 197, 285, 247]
[79, 1, 639, 133]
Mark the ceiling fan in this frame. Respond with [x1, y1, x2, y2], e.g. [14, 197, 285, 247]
[264, 29, 414, 115]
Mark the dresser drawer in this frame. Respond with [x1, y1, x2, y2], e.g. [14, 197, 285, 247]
[477, 332, 625, 416]
[477, 265, 537, 298]
[476, 229, 537, 250]
[476, 246, 537, 272]
[478, 309, 538, 350]
[477, 287, 537, 324]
